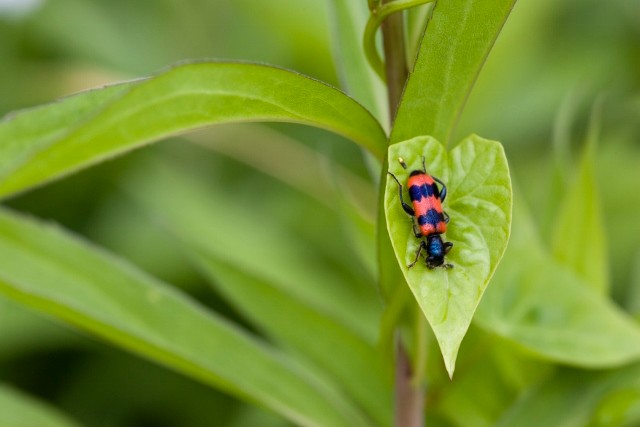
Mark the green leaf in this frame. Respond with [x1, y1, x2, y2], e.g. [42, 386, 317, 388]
[551, 103, 608, 293]
[327, 0, 387, 125]
[194, 260, 391, 427]
[123, 153, 381, 343]
[476, 191, 640, 368]
[0, 384, 81, 427]
[121, 155, 391, 425]
[0, 82, 131, 179]
[384, 135, 512, 377]
[628, 251, 640, 319]
[0, 207, 370, 427]
[497, 364, 640, 427]
[390, 0, 517, 144]
[0, 295, 78, 359]
[0, 61, 386, 199]
[435, 327, 548, 427]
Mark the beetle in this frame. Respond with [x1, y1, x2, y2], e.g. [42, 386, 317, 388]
[387, 156, 453, 269]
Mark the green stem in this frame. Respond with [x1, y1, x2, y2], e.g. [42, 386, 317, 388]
[364, 0, 435, 81]
[412, 310, 428, 387]
[376, 2, 426, 426]
[381, 9, 407, 124]
[395, 339, 425, 427]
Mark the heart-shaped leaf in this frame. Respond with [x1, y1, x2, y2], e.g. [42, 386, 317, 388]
[384, 135, 512, 377]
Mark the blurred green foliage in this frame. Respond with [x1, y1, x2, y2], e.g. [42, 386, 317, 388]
[0, 0, 639, 426]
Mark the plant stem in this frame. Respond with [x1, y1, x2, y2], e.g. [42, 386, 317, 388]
[363, 0, 434, 80]
[381, 0, 408, 125]
[395, 338, 425, 427]
[379, 3, 425, 426]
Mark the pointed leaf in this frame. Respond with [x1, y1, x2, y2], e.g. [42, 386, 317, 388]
[391, 0, 517, 145]
[497, 364, 640, 427]
[0, 62, 386, 199]
[121, 156, 390, 424]
[477, 192, 640, 368]
[123, 155, 380, 342]
[0, 207, 370, 427]
[0, 384, 81, 427]
[384, 135, 512, 376]
[327, 0, 387, 124]
[551, 118, 608, 293]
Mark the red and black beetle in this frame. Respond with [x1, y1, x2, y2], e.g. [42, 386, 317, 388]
[388, 157, 453, 269]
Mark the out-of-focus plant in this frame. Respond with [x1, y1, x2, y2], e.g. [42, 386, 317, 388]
[0, 0, 638, 426]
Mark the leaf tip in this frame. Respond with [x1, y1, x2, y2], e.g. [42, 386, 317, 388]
[443, 349, 458, 379]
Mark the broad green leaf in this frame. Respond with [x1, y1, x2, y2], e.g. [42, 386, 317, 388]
[51, 353, 241, 427]
[384, 135, 512, 376]
[476, 191, 640, 368]
[0, 295, 78, 359]
[406, 4, 434, 68]
[187, 124, 378, 278]
[377, 155, 406, 301]
[193, 260, 391, 427]
[122, 151, 380, 342]
[390, 0, 517, 144]
[435, 328, 545, 427]
[0, 62, 387, 199]
[629, 251, 640, 319]
[327, 0, 387, 125]
[0, 82, 131, 178]
[551, 106, 608, 293]
[0, 384, 81, 427]
[0, 207, 370, 427]
[497, 364, 640, 427]
[121, 154, 390, 425]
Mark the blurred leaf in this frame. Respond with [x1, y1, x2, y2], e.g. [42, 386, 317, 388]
[327, 0, 387, 125]
[405, 4, 433, 68]
[0, 207, 370, 427]
[190, 124, 378, 278]
[0, 62, 387, 200]
[589, 388, 640, 427]
[58, 351, 240, 427]
[477, 191, 640, 368]
[194, 260, 391, 426]
[377, 155, 406, 301]
[334, 187, 377, 281]
[228, 405, 292, 427]
[0, 295, 79, 360]
[188, 124, 376, 213]
[122, 155, 391, 425]
[433, 326, 551, 427]
[390, 0, 517, 144]
[436, 339, 514, 427]
[551, 99, 608, 293]
[628, 251, 640, 320]
[497, 363, 640, 427]
[0, 82, 130, 179]
[123, 152, 380, 343]
[0, 384, 81, 427]
[385, 135, 512, 376]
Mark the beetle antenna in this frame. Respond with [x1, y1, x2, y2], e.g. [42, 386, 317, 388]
[398, 157, 408, 169]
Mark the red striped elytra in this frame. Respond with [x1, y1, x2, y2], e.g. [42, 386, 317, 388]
[388, 157, 453, 269]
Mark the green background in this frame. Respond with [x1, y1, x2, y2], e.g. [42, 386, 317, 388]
[1, 0, 638, 426]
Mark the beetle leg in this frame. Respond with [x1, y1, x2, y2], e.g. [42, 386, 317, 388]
[433, 176, 448, 203]
[443, 211, 450, 224]
[412, 221, 422, 238]
[444, 241, 453, 254]
[387, 172, 415, 216]
[408, 241, 428, 268]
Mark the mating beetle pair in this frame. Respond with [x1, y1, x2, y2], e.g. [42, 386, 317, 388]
[388, 157, 453, 269]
